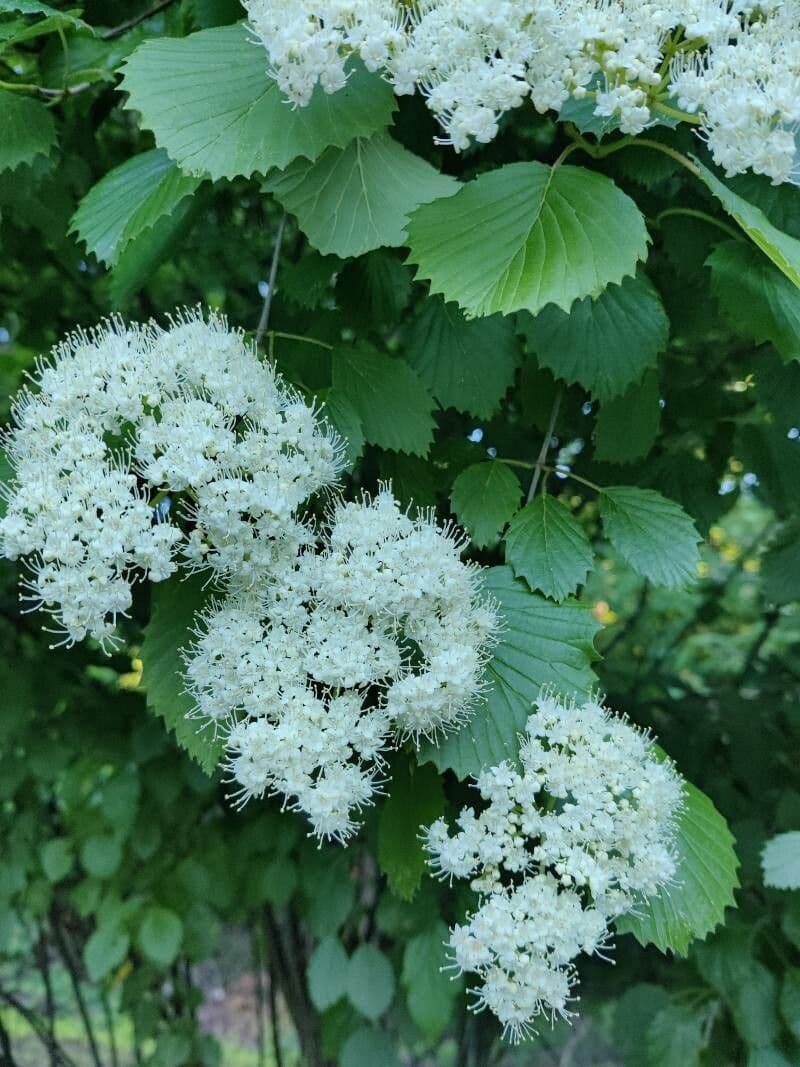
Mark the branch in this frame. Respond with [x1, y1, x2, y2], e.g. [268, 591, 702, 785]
[0, 989, 77, 1067]
[255, 213, 288, 348]
[102, 0, 178, 39]
[526, 387, 563, 503]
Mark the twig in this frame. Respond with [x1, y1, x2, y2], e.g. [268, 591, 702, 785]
[35, 926, 58, 1066]
[255, 213, 288, 347]
[267, 961, 284, 1067]
[102, 0, 178, 39]
[0, 1011, 19, 1067]
[739, 607, 781, 684]
[0, 989, 77, 1067]
[100, 991, 118, 1067]
[252, 928, 267, 1067]
[49, 914, 104, 1067]
[526, 387, 563, 503]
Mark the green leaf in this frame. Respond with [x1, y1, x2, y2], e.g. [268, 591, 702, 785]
[450, 461, 521, 549]
[599, 486, 700, 588]
[346, 944, 395, 1021]
[404, 296, 521, 417]
[695, 160, 800, 290]
[39, 839, 73, 883]
[421, 566, 600, 778]
[402, 922, 458, 1040]
[377, 760, 444, 901]
[70, 149, 202, 266]
[339, 1027, 401, 1067]
[616, 781, 739, 956]
[762, 832, 800, 890]
[137, 906, 184, 969]
[519, 273, 669, 400]
[331, 346, 435, 456]
[646, 1005, 703, 1067]
[594, 370, 661, 465]
[322, 389, 364, 468]
[505, 493, 594, 601]
[780, 969, 800, 1041]
[0, 91, 56, 172]
[1, 2, 92, 36]
[762, 522, 800, 606]
[307, 937, 349, 1011]
[708, 241, 800, 361]
[80, 834, 122, 880]
[406, 161, 649, 318]
[140, 574, 224, 775]
[84, 922, 129, 982]
[263, 133, 456, 257]
[336, 250, 412, 329]
[121, 25, 395, 180]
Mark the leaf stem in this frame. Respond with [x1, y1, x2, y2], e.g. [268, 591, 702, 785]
[256, 212, 288, 347]
[264, 330, 333, 351]
[502, 458, 604, 494]
[526, 388, 563, 503]
[102, 0, 180, 39]
[653, 207, 742, 242]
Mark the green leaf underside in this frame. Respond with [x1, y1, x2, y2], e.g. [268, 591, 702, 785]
[695, 160, 800, 291]
[331, 346, 435, 456]
[600, 485, 700, 588]
[70, 148, 202, 266]
[404, 296, 521, 418]
[0, 90, 57, 172]
[505, 494, 594, 601]
[263, 133, 457, 258]
[120, 24, 395, 180]
[762, 833, 800, 890]
[138, 906, 183, 968]
[406, 161, 649, 318]
[450, 461, 522, 549]
[616, 781, 740, 956]
[594, 370, 661, 464]
[140, 574, 224, 775]
[420, 565, 600, 779]
[377, 761, 444, 901]
[522, 273, 669, 400]
[402, 922, 458, 1039]
[708, 241, 800, 362]
[307, 937, 349, 1010]
[346, 944, 395, 1021]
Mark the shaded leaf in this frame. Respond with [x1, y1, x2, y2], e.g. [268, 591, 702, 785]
[378, 760, 444, 901]
[450, 461, 521, 549]
[505, 493, 594, 600]
[307, 937, 349, 1011]
[346, 945, 395, 1021]
[594, 370, 661, 464]
[138, 906, 183, 969]
[0, 91, 56, 172]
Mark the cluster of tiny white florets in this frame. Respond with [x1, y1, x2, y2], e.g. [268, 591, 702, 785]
[0, 309, 342, 649]
[423, 691, 684, 1042]
[184, 488, 498, 841]
[243, 0, 800, 183]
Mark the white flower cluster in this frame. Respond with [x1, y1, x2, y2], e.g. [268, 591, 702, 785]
[0, 310, 342, 649]
[243, 0, 800, 183]
[184, 489, 497, 841]
[424, 691, 684, 1041]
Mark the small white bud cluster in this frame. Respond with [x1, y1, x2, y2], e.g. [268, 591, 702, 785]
[243, 0, 800, 184]
[423, 691, 684, 1042]
[184, 489, 498, 841]
[0, 309, 342, 649]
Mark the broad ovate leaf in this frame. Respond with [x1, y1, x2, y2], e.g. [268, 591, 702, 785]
[71, 149, 202, 266]
[505, 494, 594, 601]
[520, 273, 669, 400]
[762, 833, 800, 890]
[406, 161, 649, 318]
[695, 160, 800, 290]
[0, 90, 56, 172]
[263, 133, 456, 257]
[599, 486, 700, 588]
[120, 24, 395, 180]
[616, 781, 739, 955]
[421, 566, 600, 778]
[450, 461, 522, 549]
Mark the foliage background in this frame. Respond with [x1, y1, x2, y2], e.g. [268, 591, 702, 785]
[1, 1, 799, 1065]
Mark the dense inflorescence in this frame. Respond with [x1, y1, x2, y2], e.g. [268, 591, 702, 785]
[0, 309, 342, 649]
[184, 489, 498, 841]
[243, 0, 800, 184]
[423, 691, 684, 1041]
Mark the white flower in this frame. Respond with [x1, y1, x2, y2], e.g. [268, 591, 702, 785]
[0, 308, 343, 649]
[244, 0, 800, 183]
[183, 488, 498, 840]
[423, 690, 683, 1042]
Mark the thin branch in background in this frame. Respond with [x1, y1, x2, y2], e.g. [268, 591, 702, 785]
[49, 915, 103, 1067]
[526, 386, 563, 503]
[267, 960, 284, 1067]
[100, 991, 119, 1067]
[35, 925, 58, 1067]
[739, 607, 781, 684]
[0, 989, 77, 1067]
[252, 928, 267, 1067]
[102, 0, 178, 39]
[255, 213, 288, 348]
[0, 1010, 19, 1067]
